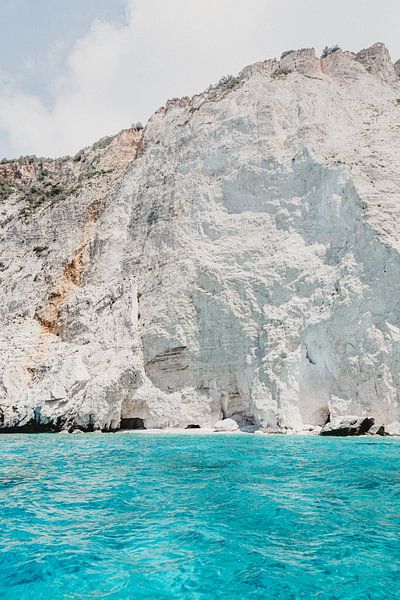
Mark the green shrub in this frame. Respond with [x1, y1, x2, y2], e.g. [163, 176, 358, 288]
[0, 176, 13, 202]
[322, 45, 340, 58]
[281, 50, 295, 59]
[271, 68, 292, 79]
[92, 135, 114, 151]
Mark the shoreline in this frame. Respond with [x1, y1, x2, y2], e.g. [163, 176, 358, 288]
[116, 428, 268, 436]
[0, 427, 397, 437]
[115, 428, 398, 437]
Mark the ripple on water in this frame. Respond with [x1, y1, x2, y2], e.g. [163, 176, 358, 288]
[0, 434, 399, 599]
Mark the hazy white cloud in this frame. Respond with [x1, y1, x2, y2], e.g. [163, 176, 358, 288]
[1, 0, 400, 158]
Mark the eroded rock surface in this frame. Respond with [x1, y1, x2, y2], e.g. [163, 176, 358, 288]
[2, 44, 400, 433]
[214, 419, 240, 433]
[320, 416, 375, 436]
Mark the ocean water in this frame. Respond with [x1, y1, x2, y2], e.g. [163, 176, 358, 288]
[0, 434, 399, 599]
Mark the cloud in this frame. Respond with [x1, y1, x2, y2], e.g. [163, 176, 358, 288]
[1, 0, 400, 158]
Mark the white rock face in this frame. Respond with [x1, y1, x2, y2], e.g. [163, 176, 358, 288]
[1, 44, 400, 433]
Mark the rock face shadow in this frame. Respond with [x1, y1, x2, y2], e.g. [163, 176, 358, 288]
[119, 418, 146, 431]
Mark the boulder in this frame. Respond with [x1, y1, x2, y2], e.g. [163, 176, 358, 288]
[368, 424, 386, 436]
[320, 416, 375, 436]
[304, 424, 322, 435]
[214, 418, 240, 432]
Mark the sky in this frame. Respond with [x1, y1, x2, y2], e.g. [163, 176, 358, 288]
[0, 0, 399, 159]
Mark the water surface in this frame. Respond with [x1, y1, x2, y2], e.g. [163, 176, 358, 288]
[0, 434, 399, 599]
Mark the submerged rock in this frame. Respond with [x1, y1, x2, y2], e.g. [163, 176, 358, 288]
[320, 416, 375, 436]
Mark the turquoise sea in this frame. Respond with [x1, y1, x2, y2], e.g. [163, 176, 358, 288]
[0, 434, 399, 599]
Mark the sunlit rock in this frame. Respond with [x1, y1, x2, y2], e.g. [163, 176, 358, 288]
[214, 419, 240, 432]
[1, 44, 400, 434]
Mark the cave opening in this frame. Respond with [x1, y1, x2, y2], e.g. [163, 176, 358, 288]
[120, 418, 146, 430]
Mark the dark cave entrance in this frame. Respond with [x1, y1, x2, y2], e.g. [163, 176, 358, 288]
[120, 418, 146, 430]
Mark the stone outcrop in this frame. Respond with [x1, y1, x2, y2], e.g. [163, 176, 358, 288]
[1, 44, 400, 433]
[355, 42, 398, 84]
[214, 419, 240, 432]
[320, 416, 375, 437]
[367, 423, 386, 436]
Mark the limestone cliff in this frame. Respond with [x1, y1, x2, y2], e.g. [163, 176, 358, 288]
[2, 43, 400, 433]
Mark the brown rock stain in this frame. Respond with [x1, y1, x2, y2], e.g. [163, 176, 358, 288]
[35, 200, 99, 335]
[34, 126, 145, 336]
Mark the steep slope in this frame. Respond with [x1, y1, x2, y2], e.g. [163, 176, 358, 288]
[2, 43, 400, 433]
